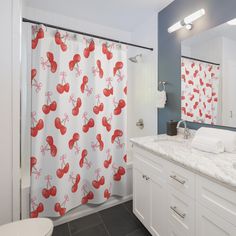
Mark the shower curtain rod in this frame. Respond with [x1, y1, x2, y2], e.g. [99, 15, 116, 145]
[23, 18, 154, 51]
[181, 55, 220, 66]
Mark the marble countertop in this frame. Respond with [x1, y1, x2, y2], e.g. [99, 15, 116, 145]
[130, 134, 236, 189]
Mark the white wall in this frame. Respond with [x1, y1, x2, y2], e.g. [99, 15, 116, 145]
[127, 13, 158, 161]
[0, 0, 21, 225]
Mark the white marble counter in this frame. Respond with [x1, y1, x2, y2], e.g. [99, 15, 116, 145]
[130, 134, 236, 189]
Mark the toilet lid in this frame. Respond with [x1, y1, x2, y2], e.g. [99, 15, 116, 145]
[0, 218, 53, 236]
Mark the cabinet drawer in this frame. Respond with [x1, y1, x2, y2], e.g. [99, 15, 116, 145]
[167, 161, 195, 199]
[196, 175, 236, 226]
[167, 186, 195, 236]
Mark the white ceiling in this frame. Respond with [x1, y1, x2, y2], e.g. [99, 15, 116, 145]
[23, 0, 174, 31]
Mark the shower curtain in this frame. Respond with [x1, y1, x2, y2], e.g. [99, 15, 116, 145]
[30, 25, 127, 217]
[181, 57, 220, 125]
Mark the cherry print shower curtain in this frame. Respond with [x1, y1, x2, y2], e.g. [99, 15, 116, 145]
[30, 25, 127, 218]
[181, 57, 220, 125]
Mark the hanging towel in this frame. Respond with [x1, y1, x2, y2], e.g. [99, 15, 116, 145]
[195, 127, 236, 153]
[191, 135, 224, 154]
[157, 90, 167, 108]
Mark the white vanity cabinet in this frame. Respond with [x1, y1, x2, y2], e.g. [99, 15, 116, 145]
[132, 145, 236, 236]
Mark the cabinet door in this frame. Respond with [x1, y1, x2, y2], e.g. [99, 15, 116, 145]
[196, 204, 236, 236]
[149, 175, 166, 236]
[133, 168, 149, 225]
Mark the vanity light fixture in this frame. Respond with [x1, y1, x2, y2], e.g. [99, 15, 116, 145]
[227, 18, 236, 25]
[168, 9, 205, 33]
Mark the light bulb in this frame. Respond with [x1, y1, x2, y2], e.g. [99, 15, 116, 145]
[184, 9, 205, 25]
[168, 21, 183, 33]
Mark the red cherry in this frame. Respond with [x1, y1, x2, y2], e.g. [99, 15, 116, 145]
[36, 119, 44, 131]
[88, 118, 94, 128]
[31, 127, 38, 137]
[99, 103, 104, 111]
[54, 202, 61, 212]
[82, 124, 89, 133]
[93, 106, 99, 115]
[73, 133, 79, 141]
[50, 186, 57, 196]
[83, 48, 90, 58]
[72, 106, 79, 116]
[31, 156, 37, 169]
[42, 104, 50, 114]
[114, 129, 123, 137]
[80, 84, 85, 93]
[104, 189, 110, 199]
[92, 180, 100, 189]
[81, 196, 88, 204]
[103, 88, 110, 97]
[83, 76, 89, 84]
[79, 158, 84, 168]
[118, 99, 126, 108]
[99, 176, 105, 186]
[47, 52, 54, 62]
[124, 86, 127, 95]
[96, 134, 102, 142]
[89, 40, 95, 52]
[115, 61, 123, 70]
[42, 188, 50, 199]
[60, 126, 67, 135]
[106, 51, 113, 60]
[55, 32, 62, 45]
[32, 38, 38, 49]
[118, 166, 126, 176]
[114, 106, 121, 115]
[102, 43, 108, 54]
[113, 67, 118, 76]
[31, 69, 37, 80]
[108, 156, 112, 164]
[64, 83, 70, 93]
[30, 210, 38, 218]
[75, 174, 81, 184]
[69, 60, 75, 71]
[50, 145, 57, 157]
[72, 183, 78, 193]
[50, 61, 57, 73]
[55, 117, 62, 129]
[63, 163, 69, 173]
[59, 207, 66, 216]
[37, 28, 44, 39]
[110, 87, 114, 95]
[56, 84, 64, 94]
[87, 191, 94, 200]
[50, 101, 57, 111]
[113, 173, 121, 181]
[37, 203, 44, 213]
[123, 154, 127, 163]
[73, 54, 81, 63]
[56, 168, 64, 178]
[76, 98, 82, 108]
[104, 160, 109, 168]
[46, 136, 54, 145]
[60, 42, 67, 52]
[97, 60, 101, 68]
[69, 139, 75, 149]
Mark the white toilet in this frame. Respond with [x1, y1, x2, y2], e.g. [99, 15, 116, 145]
[0, 218, 53, 236]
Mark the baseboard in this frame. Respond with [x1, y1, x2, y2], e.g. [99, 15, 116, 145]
[53, 194, 133, 226]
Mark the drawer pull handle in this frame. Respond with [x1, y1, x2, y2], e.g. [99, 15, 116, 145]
[146, 176, 150, 181]
[170, 175, 186, 185]
[142, 174, 147, 179]
[170, 206, 186, 219]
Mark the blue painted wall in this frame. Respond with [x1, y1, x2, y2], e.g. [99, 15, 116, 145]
[158, 0, 236, 133]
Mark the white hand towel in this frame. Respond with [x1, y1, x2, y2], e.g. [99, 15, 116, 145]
[157, 90, 167, 108]
[195, 127, 236, 153]
[191, 135, 224, 154]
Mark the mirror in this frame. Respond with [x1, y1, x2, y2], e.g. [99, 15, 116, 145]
[181, 19, 236, 128]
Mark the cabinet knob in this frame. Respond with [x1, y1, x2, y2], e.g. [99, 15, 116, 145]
[170, 175, 186, 185]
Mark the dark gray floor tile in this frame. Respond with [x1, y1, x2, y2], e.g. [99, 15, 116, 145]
[69, 213, 102, 235]
[123, 200, 133, 214]
[72, 223, 109, 236]
[99, 204, 142, 236]
[126, 227, 152, 236]
[52, 223, 70, 236]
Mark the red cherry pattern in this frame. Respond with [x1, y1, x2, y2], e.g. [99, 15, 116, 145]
[32, 28, 44, 49]
[47, 52, 57, 73]
[84, 40, 95, 58]
[102, 43, 113, 60]
[181, 57, 220, 124]
[113, 99, 126, 115]
[55, 32, 68, 52]
[69, 54, 81, 71]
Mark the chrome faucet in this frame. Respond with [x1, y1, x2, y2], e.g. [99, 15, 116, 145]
[176, 120, 190, 139]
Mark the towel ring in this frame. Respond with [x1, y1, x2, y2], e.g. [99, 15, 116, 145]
[159, 81, 166, 91]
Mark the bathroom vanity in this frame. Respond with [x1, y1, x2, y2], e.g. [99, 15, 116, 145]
[130, 135, 236, 236]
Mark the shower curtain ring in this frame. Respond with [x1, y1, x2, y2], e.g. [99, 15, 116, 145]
[159, 81, 166, 91]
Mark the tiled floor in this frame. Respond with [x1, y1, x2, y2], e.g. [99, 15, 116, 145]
[52, 201, 151, 236]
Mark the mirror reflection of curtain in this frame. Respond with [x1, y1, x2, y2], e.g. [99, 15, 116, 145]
[181, 57, 220, 125]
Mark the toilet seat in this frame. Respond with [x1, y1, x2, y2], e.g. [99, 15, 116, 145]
[0, 218, 53, 236]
